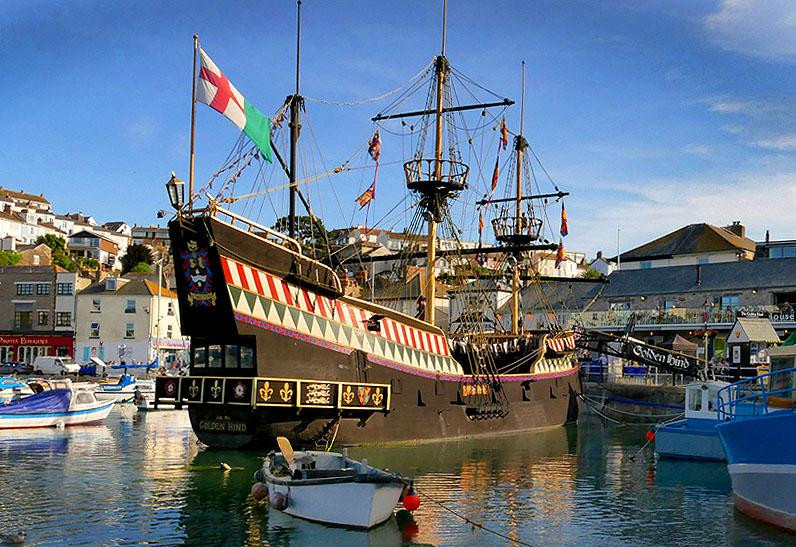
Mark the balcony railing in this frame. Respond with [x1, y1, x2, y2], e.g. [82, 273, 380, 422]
[569, 305, 795, 329]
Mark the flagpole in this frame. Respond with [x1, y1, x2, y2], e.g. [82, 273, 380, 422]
[188, 34, 199, 211]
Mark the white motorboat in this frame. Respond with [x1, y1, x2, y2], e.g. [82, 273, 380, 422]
[0, 382, 114, 429]
[94, 374, 155, 403]
[256, 438, 408, 529]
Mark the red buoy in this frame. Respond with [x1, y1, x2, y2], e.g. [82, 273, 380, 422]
[403, 492, 421, 512]
[646, 430, 655, 442]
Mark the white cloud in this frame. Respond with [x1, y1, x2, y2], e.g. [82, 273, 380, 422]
[705, 0, 796, 62]
[754, 134, 796, 151]
[567, 162, 796, 256]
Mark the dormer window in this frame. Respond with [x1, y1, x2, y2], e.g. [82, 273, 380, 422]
[105, 278, 117, 291]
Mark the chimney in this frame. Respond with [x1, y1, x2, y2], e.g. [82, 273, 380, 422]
[765, 229, 770, 243]
[596, 250, 603, 259]
[696, 264, 702, 286]
[723, 221, 745, 239]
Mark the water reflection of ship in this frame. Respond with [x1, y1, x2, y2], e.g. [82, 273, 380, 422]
[346, 426, 578, 545]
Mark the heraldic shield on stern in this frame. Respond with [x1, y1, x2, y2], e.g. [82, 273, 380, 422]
[181, 240, 217, 307]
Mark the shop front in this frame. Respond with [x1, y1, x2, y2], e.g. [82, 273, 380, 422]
[0, 334, 74, 364]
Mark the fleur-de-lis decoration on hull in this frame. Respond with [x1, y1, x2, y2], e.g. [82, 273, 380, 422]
[210, 379, 222, 398]
[342, 385, 355, 405]
[188, 380, 200, 398]
[372, 388, 383, 407]
[280, 382, 293, 402]
[259, 381, 273, 402]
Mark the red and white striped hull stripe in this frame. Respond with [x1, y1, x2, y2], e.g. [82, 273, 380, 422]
[546, 333, 576, 353]
[220, 256, 450, 357]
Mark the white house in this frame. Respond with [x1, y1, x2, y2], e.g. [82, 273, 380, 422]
[75, 276, 188, 367]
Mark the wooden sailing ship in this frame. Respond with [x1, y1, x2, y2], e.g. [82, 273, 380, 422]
[155, 2, 581, 448]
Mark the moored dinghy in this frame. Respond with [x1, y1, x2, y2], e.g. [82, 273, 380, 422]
[256, 437, 408, 528]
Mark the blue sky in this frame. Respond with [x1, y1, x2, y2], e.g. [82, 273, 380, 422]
[2, 0, 796, 257]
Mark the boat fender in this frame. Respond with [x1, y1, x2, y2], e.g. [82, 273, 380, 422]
[250, 482, 268, 501]
[271, 491, 288, 510]
[403, 487, 421, 512]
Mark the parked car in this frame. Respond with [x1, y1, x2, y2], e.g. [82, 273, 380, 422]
[0, 362, 34, 375]
[31, 356, 81, 376]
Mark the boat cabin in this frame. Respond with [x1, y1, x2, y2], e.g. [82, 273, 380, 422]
[685, 381, 727, 420]
[726, 317, 780, 380]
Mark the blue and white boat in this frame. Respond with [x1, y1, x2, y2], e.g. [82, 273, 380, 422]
[716, 346, 796, 533]
[0, 377, 34, 404]
[655, 380, 729, 461]
[94, 374, 155, 403]
[0, 383, 114, 429]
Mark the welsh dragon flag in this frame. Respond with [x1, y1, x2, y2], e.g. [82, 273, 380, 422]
[197, 48, 272, 162]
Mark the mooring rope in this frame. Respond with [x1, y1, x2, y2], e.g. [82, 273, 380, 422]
[414, 487, 534, 547]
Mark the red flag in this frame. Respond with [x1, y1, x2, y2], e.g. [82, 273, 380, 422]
[555, 239, 566, 269]
[355, 182, 376, 208]
[560, 203, 569, 237]
[500, 118, 509, 150]
[490, 156, 500, 194]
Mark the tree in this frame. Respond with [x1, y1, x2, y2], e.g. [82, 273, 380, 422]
[121, 243, 154, 274]
[272, 215, 331, 259]
[580, 265, 604, 280]
[0, 250, 21, 266]
[35, 234, 75, 271]
[131, 262, 150, 273]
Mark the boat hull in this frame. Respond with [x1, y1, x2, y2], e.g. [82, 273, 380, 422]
[718, 411, 796, 532]
[266, 480, 404, 528]
[168, 214, 581, 449]
[0, 401, 114, 429]
[655, 418, 725, 461]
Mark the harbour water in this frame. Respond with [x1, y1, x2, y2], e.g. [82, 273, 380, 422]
[0, 409, 790, 546]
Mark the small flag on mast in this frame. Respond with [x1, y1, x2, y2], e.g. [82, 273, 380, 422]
[196, 48, 272, 162]
[500, 118, 509, 150]
[490, 156, 500, 194]
[355, 182, 376, 208]
[555, 238, 567, 269]
[560, 203, 569, 237]
[368, 130, 381, 161]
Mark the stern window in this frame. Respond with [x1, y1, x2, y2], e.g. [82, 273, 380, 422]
[240, 346, 255, 369]
[208, 345, 223, 368]
[193, 347, 207, 368]
[224, 345, 240, 368]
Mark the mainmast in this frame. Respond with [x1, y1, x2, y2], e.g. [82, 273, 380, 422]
[288, 0, 303, 239]
[511, 62, 527, 335]
[426, 0, 448, 326]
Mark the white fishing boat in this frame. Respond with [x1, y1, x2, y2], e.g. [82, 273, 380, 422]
[256, 437, 408, 529]
[0, 383, 114, 429]
[94, 374, 155, 403]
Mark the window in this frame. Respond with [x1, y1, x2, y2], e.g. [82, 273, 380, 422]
[698, 257, 709, 265]
[640, 261, 652, 269]
[14, 311, 32, 330]
[770, 246, 796, 258]
[75, 392, 94, 404]
[208, 345, 223, 368]
[37, 311, 49, 326]
[193, 346, 207, 368]
[16, 283, 33, 296]
[56, 283, 73, 295]
[609, 301, 632, 311]
[224, 345, 240, 368]
[125, 299, 136, 313]
[56, 312, 72, 327]
[36, 283, 50, 295]
[166, 325, 173, 339]
[91, 298, 101, 312]
[240, 345, 255, 369]
[167, 302, 175, 316]
[720, 294, 740, 311]
[125, 322, 135, 338]
[105, 278, 117, 291]
[191, 342, 255, 369]
[89, 322, 100, 338]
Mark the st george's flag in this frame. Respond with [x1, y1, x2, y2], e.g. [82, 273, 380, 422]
[560, 203, 569, 237]
[196, 48, 272, 162]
